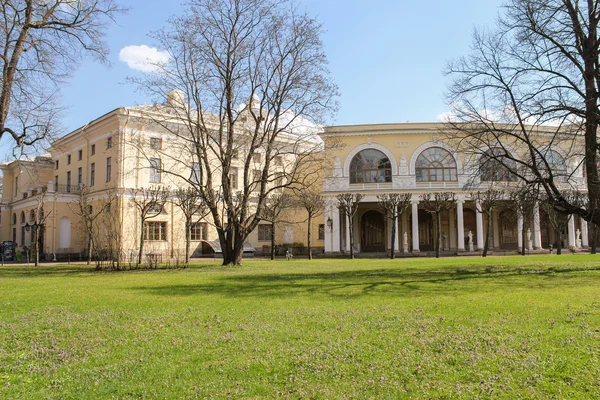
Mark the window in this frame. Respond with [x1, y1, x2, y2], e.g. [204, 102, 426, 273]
[78, 167, 83, 186]
[480, 149, 516, 182]
[144, 221, 167, 241]
[274, 155, 283, 166]
[258, 224, 272, 241]
[150, 137, 162, 150]
[20, 211, 25, 224]
[67, 154, 71, 165]
[191, 162, 201, 184]
[106, 157, 112, 182]
[274, 173, 284, 191]
[66, 171, 71, 192]
[415, 147, 457, 182]
[538, 150, 568, 182]
[318, 224, 325, 240]
[232, 149, 239, 159]
[54, 175, 58, 191]
[231, 167, 238, 190]
[190, 222, 208, 241]
[78, 150, 83, 161]
[253, 153, 262, 163]
[14, 176, 18, 196]
[55, 160, 59, 170]
[253, 169, 261, 183]
[12, 213, 16, 225]
[29, 210, 35, 223]
[148, 202, 164, 214]
[349, 149, 392, 183]
[90, 163, 95, 186]
[150, 158, 161, 183]
[106, 136, 113, 149]
[91, 144, 96, 155]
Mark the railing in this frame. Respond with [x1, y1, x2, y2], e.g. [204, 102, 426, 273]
[54, 184, 82, 194]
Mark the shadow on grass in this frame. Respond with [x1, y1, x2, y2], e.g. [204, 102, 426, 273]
[0, 263, 98, 277]
[129, 265, 600, 299]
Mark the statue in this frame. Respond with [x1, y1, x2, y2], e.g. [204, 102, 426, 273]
[403, 231, 408, 253]
[527, 228, 533, 251]
[443, 232, 449, 251]
[576, 229, 582, 249]
[467, 230, 474, 252]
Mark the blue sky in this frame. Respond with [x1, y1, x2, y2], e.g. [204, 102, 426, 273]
[1, 0, 504, 161]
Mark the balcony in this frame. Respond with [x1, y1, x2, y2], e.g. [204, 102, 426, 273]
[54, 184, 82, 194]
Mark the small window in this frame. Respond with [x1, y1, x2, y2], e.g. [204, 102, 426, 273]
[55, 160, 59, 170]
[150, 158, 161, 183]
[148, 202, 164, 214]
[54, 175, 58, 191]
[78, 167, 83, 186]
[66, 171, 71, 192]
[190, 222, 208, 241]
[144, 221, 167, 241]
[67, 154, 71, 165]
[232, 149, 239, 159]
[106, 157, 112, 182]
[258, 224, 272, 241]
[252, 169, 261, 183]
[253, 153, 261, 163]
[191, 162, 201, 184]
[78, 150, 83, 161]
[106, 137, 113, 149]
[318, 224, 325, 240]
[91, 144, 96, 155]
[274, 156, 283, 166]
[90, 163, 95, 186]
[150, 137, 163, 150]
[231, 167, 238, 190]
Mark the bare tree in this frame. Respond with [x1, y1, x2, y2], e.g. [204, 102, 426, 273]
[171, 187, 208, 266]
[0, 1, 123, 153]
[539, 196, 570, 255]
[260, 193, 293, 260]
[508, 185, 538, 256]
[27, 191, 50, 266]
[377, 193, 411, 259]
[470, 188, 505, 257]
[297, 188, 324, 260]
[98, 189, 121, 270]
[127, 0, 337, 266]
[419, 192, 457, 258]
[130, 186, 169, 266]
[445, 0, 600, 228]
[336, 193, 364, 259]
[69, 186, 107, 265]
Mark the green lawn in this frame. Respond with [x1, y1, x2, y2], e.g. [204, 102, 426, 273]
[1, 255, 600, 399]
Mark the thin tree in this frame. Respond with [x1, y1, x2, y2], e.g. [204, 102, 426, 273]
[69, 186, 107, 265]
[261, 193, 293, 260]
[336, 193, 364, 259]
[539, 196, 570, 255]
[0, 1, 123, 154]
[377, 193, 412, 259]
[508, 186, 538, 256]
[445, 0, 600, 228]
[29, 191, 51, 266]
[419, 192, 457, 258]
[172, 187, 208, 266]
[128, 0, 338, 265]
[297, 188, 324, 260]
[130, 186, 169, 266]
[470, 189, 505, 257]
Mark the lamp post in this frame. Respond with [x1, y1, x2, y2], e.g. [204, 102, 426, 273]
[24, 221, 40, 266]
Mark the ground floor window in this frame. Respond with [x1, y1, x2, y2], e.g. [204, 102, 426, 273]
[258, 224, 272, 241]
[144, 221, 167, 241]
[318, 224, 325, 240]
[190, 222, 208, 241]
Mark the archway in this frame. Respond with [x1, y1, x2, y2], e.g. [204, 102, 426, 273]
[417, 210, 434, 251]
[361, 210, 386, 252]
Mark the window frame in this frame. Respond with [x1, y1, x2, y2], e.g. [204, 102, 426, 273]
[258, 224, 272, 241]
[349, 149, 393, 184]
[190, 222, 208, 241]
[150, 158, 162, 183]
[144, 221, 167, 241]
[415, 147, 458, 183]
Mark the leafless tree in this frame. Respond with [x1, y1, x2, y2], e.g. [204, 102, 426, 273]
[127, 0, 337, 266]
[469, 188, 505, 257]
[130, 186, 169, 266]
[27, 190, 50, 266]
[419, 192, 457, 258]
[539, 196, 570, 255]
[377, 193, 411, 259]
[297, 188, 324, 260]
[171, 187, 208, 266]
[336, 193, 363, 259]
[508, 185, 539, 256]
[260, 193, 293, 260]
[445, 0, 600, 228]
[98, 190, 122, 269]
[0, 1, 123, 154]
[69, 185, 108, 265]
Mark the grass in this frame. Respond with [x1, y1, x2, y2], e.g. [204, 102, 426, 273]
[1, 255, 600, 399]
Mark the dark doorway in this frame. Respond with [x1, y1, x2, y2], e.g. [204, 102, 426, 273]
[361, 210, 386, 252]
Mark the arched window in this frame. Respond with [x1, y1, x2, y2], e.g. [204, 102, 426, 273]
[349, 149, 392, 184]
[29, 210, 35, 222]
[12, 213, 16, 225]
[534, 150, 568, 182]
[20, 211, 25, 224]
[415, 147, 457, 182]
[480, 149, 516, 182]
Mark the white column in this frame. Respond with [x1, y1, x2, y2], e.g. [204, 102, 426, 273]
[492, 210, 500, 249]
[402, 211, 408, 253]
[457, 199, 465, 251]
[582, 219, 589, 247]
[517, 214, 523, 250]
[533, 202, 542, 249]
[332, 205, 340, 253]
[568, 215, 576, 248]
[393, 214, 399, 253]
[475, 200, 484, 250]
[411, 201, 420, 252]
[324, 205, 332, 253]
[449, 208, 456, 249]
[345, 214, 351, 252]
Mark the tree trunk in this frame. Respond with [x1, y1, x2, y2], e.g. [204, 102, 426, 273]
[34, 227, 39, 266]
[483, 212, 491, 257]
[87, 233, 92, 265]
[349, 215, 354, 259]
[185, 219, 191, 267]
[521, 218, 526, 256]
[270, 222, 275, 261]
[435, 212, 441, 258]
[556, 229, 562, 255]
[390, 213, 396, 260]
[307, 214, 312, 260]
[591, 223, 597, 254]
[138, 217, 145, 266]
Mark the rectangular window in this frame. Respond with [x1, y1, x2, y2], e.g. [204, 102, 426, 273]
[67, 154, 71, 165]
[275, 173, 284, 191]
[91, 144, 96, 155]
[106, 137, 113, 149]
[274, 155, 283, 166]
[55, 160, 59, 170]
[66, 171, 71, 192]
[144, 221, 167, 241]
[190, 222, 208, 241]
[14, 176, 18, 196]
[231, 167, 238, 190]
[252, 169, 261, 183]
[258, 224, 272, 241]
[90, 163, 95, 186]
[106, 157, 112, 182]
[150, 137, 162, 150]
[232, 149, 239, 159]
[54, 175, 58, 191]
[318, 224, 325, 240]
[78, 149, 83, 161]
[150, 158, 161, 183]
[78, 167, 82, 186]
[191, 162, 201, 184]
[252, 153, 261, 163]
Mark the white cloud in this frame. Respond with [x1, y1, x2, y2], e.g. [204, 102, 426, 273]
[119, 45, 170, 72]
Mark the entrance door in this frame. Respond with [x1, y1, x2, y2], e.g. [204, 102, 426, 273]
[499, 209, 518, 249]
[361, 210, 386, 252]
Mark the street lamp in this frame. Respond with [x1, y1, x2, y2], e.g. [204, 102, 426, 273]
[326, 217, 333, 229]
[24, 221, 41, 266]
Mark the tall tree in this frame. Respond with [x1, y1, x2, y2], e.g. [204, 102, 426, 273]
[419, 192, 457, 258]
[470, 188, 505, 257]
[0, 1, 123, 153]
[377, 193, 411, 259]
[128, 0, 338, 265]
[172, 187, 207, 266]
[130, 186, 169, 266]
[336, 193, 364, 259]
[445, 0, 600, 228]
[260, 193, 292, 260]
[297, 188, 324, 260]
